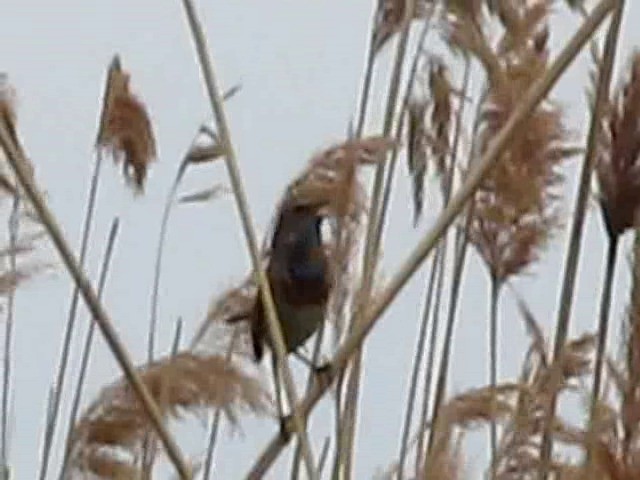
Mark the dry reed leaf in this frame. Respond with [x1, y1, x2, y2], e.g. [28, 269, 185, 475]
[68, 352, 270, 478]
[178, 184, 228, 205]
[407, 98, 429, 220]
[596, 51, 640, 237]
[96, 55, 157, 192]
[184, 142, 227, 165]
[407, 56, 455, 223]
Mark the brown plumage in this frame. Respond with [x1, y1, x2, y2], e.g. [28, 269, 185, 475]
[232, 205, 331, 363]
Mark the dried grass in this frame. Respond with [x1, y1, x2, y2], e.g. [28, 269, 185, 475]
[68, 352, 271, 479]
[417, 301, 595, 479]
[449, 0, 574, 283]
[407, 56, 456, 222]
[494, 300, 595, 478]
[96, 56, 157, 192]
[0, 77, 48, 294]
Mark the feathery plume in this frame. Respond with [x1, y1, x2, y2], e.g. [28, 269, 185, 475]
[407, 56, 455, 223]
[596, 50, 640, 237]
[96, 55, 157, 192]
[68, 352, 271, 478]
[458, 0, 571, 284]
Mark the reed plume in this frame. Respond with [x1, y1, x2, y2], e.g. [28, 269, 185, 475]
[96, 56, 157, 192]
[67, 352, 270, 479]
[445, 1, 573, 469]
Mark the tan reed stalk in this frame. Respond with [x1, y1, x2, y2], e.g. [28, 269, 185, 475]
[397, 244, 444, 479]
[290, 323, 327, 479]
[338, 1, 418, 476]
[451, 3, 575, 473]
[410, 56, 472, 477]
[425, 189, 476, 465]
[396, 53, 466, 477]
[538, 3, 625, 477]
[244, 3, 615, 476]
[328, 10, 378, 472]
[0, 117, 192, 479]
[59, 218, 120, 479]
[415, 55, 479, 472]
[354, 0, 382, 136]
[176, 1, 318, 477]
[336, 5, 438, 476]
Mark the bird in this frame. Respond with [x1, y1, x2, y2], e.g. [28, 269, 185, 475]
[248, 203, 331, 364]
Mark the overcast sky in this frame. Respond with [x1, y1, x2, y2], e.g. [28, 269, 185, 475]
[3, 1, 640, 479]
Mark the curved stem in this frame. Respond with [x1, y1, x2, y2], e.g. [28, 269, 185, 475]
[148, 163, 186, 363]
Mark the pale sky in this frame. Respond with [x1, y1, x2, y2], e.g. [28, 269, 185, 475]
[3, 1, 640, 479]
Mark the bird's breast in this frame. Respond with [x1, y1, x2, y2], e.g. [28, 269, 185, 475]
[273, 300, 326, 353]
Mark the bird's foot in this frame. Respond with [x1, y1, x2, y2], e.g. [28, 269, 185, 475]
[279, 414, 293, 442]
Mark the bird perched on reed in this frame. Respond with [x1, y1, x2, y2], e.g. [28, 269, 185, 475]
[241, 203, 331, 365]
